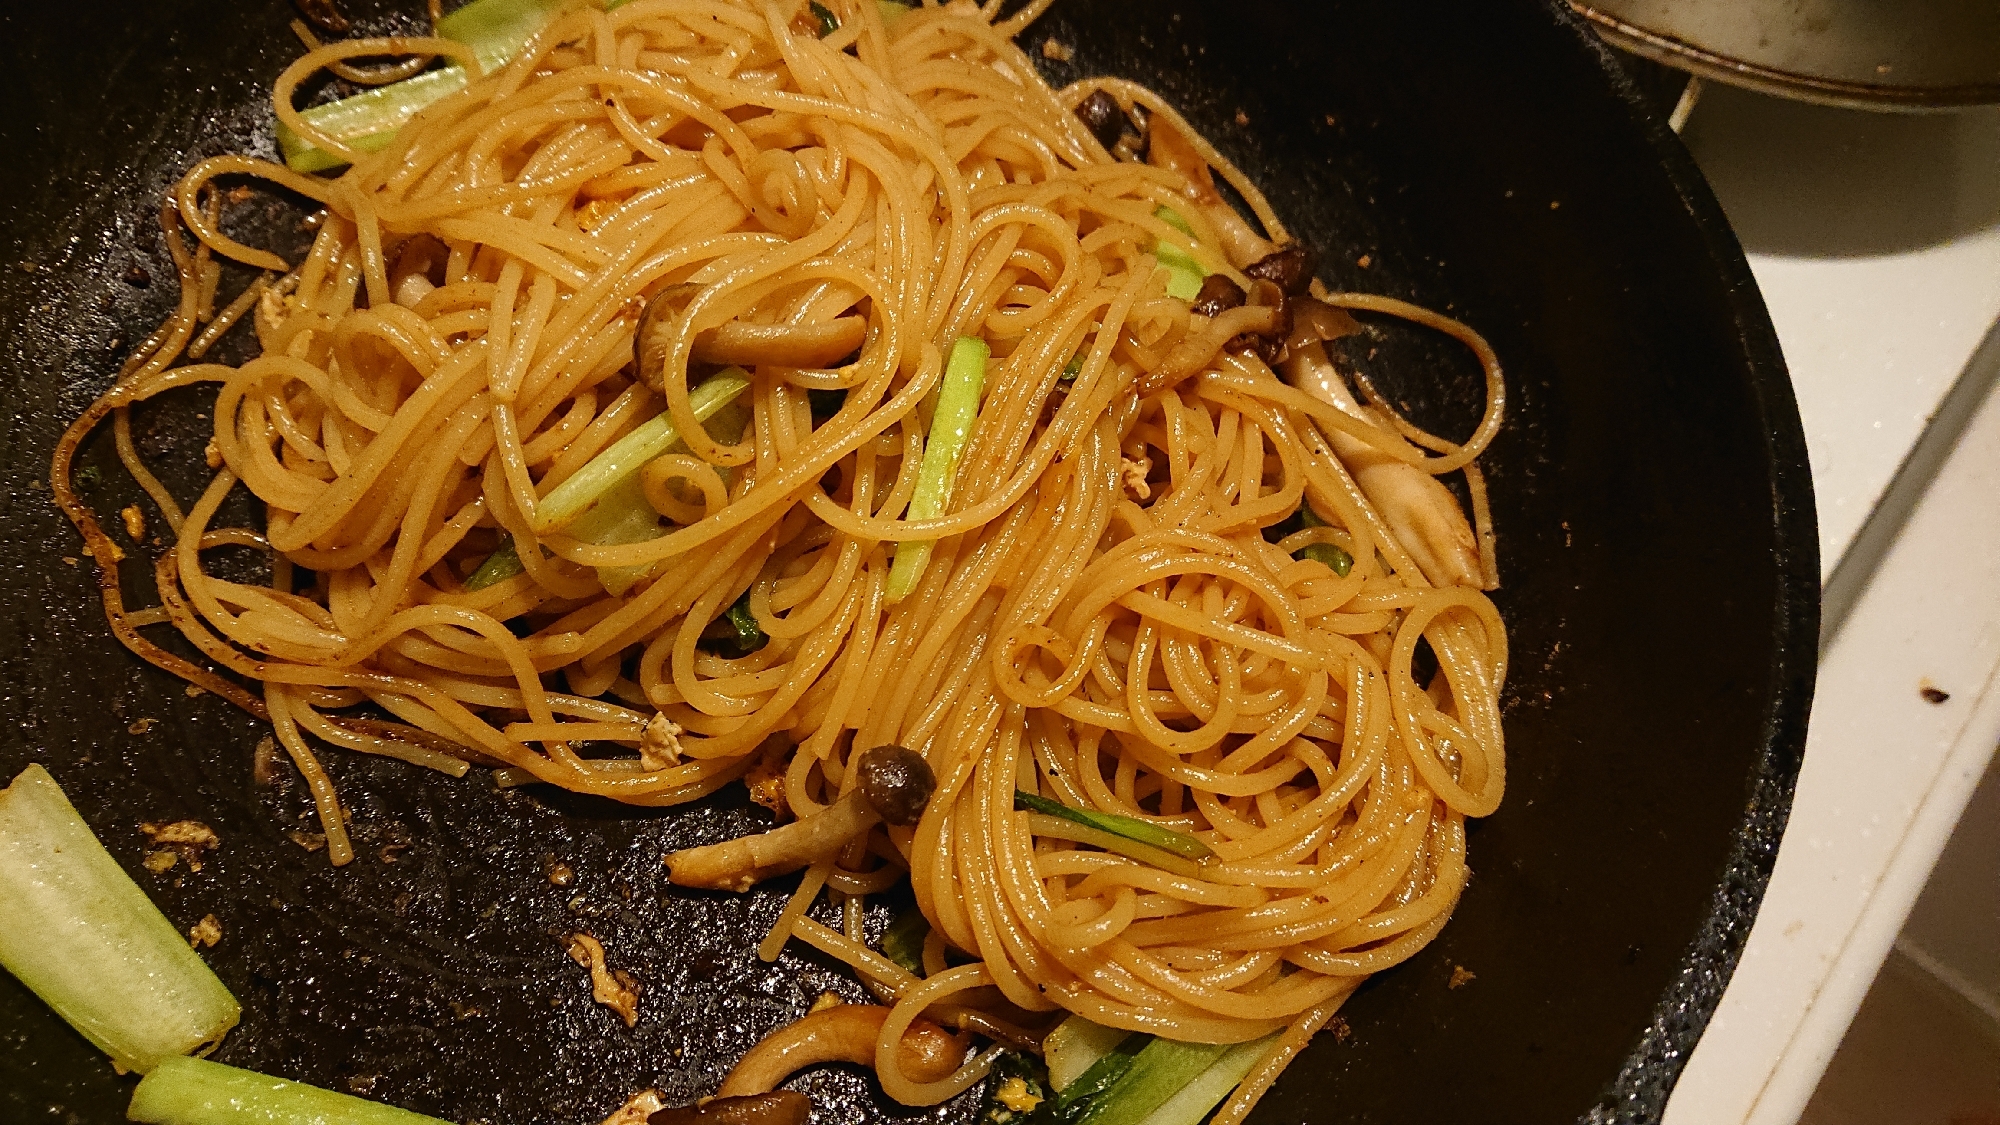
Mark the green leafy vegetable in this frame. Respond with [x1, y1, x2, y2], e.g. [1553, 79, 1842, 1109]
[128, 1055, 452, 1125]
[0, 765, 240, 1075]
[1266, 502, 1354, 576]
[977, 1051, 1054, 1125]
[876, 0, 915, 23]
[1045, 1016, 1134, 1093]
[886, 336, 988, 601]
[1151, 206, 1206, 300]
[463, 535, 524, 591]
[810, 0, 840, 35]
[1061, 356, 1083, 380]
[276, 0, 580, 172]
[1128, 1034, 1277, 1125]
[1014, 791, 1212, 861]
[881, 906, 930, 976]
[699, 590, 770, 658]
[567, 476, 670, 596]
[1044, 1033, 1149, 1123]
[1073, 1038, 1231, 1125]
[533, 369, 750, 535]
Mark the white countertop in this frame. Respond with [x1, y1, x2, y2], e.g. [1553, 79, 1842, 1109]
[1662, 86, 2000, 1125]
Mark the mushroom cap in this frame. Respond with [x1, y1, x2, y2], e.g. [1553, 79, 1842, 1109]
[855, 745, 935, 827]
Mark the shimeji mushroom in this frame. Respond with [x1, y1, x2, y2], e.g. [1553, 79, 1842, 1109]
[666, 745, 936, 891]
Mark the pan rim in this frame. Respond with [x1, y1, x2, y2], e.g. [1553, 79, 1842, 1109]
[1534, 0, 1822, 1119]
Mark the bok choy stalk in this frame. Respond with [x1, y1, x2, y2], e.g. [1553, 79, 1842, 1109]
[462, 373, 748, 596]
[1026, 1016, 1281, 1125]
[886, 336, 988, 602]
[1075, 1038, 1229, 1125]
[1151, 206, 1207, 301]
[1044, 1015, 1134, 1093]
[533, 370, 750, 536]
[128, 1056, 452, 1125]
[277, 0, 581, 172]
[0, 765, 239, 1074]
[1126, 1035, 1277, 1125]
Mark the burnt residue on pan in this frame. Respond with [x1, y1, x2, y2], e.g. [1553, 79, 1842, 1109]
[0, 1, 1814, 1123]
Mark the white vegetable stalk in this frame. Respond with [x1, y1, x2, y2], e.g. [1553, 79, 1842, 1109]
[0, 764, 240, 1074]
[129, 1056, 454, 1125]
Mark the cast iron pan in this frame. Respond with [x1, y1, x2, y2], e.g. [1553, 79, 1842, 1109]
[0, 1, 1818, 1122]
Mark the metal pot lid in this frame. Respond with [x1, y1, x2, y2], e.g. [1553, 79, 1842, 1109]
[1573, 0, 2000, 110]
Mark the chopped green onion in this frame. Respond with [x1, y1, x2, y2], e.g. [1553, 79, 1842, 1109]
[1045, 1015, 1134, 1092]
[534, 370, 750, 536]
[877, 0, 915, 24]
[1015, 791, 1212, 860]
[0, 765, 240, 1075]
[1130, 1034, 1278, 1125]
[276, 0, 579, 172]
[881, 906, 930, 976]
[1075, 1038, 1232, 1125]
[128, 1055, 451, 1125]
[886, 336, 988, 601]
[1151, 206, 1206, 301]
[809, 0, 840, 35]
[1061, 356, 1084, 380]
[463, 535, 523, 591]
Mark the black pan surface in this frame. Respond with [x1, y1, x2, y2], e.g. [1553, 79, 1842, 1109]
[0, 2, 1817, 1122]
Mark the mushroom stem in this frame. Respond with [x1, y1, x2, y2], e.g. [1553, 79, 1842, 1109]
[636, 285, 866, 392]
[1146, 115, 1273, 268]
[719, 1004, 969, 1098]
[666, 791, 880, 892]
[645, 1092, 809, 1125]
[1283, 342, 1482, 589]
[667, 745, 935, 892]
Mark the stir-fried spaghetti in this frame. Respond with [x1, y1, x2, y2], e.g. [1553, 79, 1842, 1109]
[53, 2, 1507, 1121]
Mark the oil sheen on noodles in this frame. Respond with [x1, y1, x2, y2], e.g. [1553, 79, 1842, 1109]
[51, 2, 1507, 1122]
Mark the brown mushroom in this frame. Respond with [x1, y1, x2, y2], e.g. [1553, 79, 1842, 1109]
[718, 1003, 970, 1098]
[1189, 274, 1245, 318]
[636, 285, 868, 392]
[1146, 114, 1272, 266]
[647, 1092, 809, 1125]
[1282, 341, 1482, 589]
[1243, 245, 1317, 296]
[1073, 90, 1123, 151]
[1224, 279, 1292, 365]
[666, 745, 936, 890]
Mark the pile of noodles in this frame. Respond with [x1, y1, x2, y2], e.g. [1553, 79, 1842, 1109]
[52, 1, 1508, 1120]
